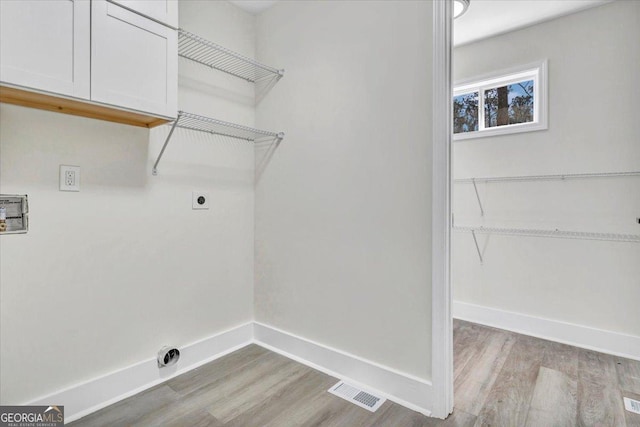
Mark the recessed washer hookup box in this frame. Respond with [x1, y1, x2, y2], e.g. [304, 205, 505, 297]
[0, 194, 29, 235]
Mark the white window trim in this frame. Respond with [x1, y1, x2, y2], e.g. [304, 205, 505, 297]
[453, 60, 548, 141]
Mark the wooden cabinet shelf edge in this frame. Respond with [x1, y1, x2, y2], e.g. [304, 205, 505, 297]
[0, 85, 170, 128]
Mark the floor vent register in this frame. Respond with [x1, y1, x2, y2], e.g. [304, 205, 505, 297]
[624, 397, 640, 415]
[328, 381, 386, 412]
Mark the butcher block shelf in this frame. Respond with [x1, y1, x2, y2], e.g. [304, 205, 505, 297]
[0, 85, 171, 128]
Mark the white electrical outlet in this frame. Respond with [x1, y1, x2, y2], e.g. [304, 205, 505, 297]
[192, 192, 209, 209]
[60, 165, 80, 192]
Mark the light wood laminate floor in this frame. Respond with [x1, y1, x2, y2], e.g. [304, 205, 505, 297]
[71, 320, 640, 426]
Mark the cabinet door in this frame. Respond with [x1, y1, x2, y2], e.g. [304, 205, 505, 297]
[110, 0, 178, 28]
[0, 0, 90, 99]
[91, 0, 177, 118]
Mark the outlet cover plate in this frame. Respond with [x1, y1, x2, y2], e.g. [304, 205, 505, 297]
[192, 192, 209, 209]
[60, 165, 80, 192]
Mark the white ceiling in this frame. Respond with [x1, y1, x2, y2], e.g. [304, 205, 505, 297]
[229, 0, 278, 15]
[229, 0, 614, 45]
[454, 0, 614, 46]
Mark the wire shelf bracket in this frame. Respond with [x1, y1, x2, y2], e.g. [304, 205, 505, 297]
[152, 111, 284, 175]
[471, 178, 484, 216]
[178, 29, 284, 83]
[471, 230, 484, 264]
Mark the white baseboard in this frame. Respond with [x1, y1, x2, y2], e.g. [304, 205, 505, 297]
[28, 322, 253, 423]
[27, 307, 634, 424]
[25, 321, 434, 422]
[253, 322, 433, 416]
[453, 301, 640, 361]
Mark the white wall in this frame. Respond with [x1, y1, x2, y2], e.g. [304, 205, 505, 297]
[0, 1, 256, 404]
[452, 1, 640, 337]
[254, 1, 433, 380]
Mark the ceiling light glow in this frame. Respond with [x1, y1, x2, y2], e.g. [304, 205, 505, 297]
[454, 0, 470, 19]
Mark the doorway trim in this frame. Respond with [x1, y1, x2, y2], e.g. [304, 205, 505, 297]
[431, 0, 454, 419]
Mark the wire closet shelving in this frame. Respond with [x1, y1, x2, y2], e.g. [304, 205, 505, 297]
[455, 171, 640, 217]
[152, 111, 284, 175]
[454, 226, 640, 263]
[454, 225, 640, 243]
[453, 171, 640, 262]
[178, 29, 284, 83]
[152, 28, 286, 175]
[453, 170, 640, 184]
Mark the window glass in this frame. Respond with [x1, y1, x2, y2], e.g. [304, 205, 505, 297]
[452, 61, 547, 140]
[453, 92, 479, 134]
[484, 80, 534, 128]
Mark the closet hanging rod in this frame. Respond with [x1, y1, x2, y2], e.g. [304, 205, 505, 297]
[178, 29, 284, 83]
[152, 111, 284, 175]
[453, 171, 640, 184]
[453, 225, 640, 243]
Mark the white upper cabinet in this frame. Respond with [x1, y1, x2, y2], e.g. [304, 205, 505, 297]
[91, 1, 177, 118]
[0, 0, 90, 99]
[1, 0, 177, 122]
[110, 0, 178, 28]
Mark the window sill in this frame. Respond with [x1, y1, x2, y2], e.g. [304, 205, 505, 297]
[453, 121, 547, 141]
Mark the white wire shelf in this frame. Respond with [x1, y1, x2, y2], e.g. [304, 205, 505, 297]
[178, 29, 284, 83]
[454, 225, 640, 263]
[455, 170, 640, 216]
[173, 111, 283, 141]
[454, 225, 640, 243]
[152, 111, 284, 175]
[453, 171, 640, 184]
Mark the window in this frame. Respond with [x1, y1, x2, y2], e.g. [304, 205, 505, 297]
[453, 60, 547, 140]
